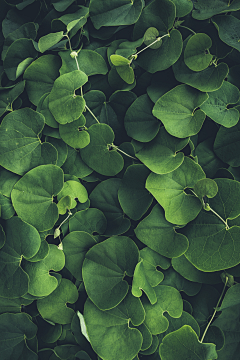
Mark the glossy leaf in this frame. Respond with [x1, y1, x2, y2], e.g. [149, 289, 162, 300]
[82, 236, 139, 310]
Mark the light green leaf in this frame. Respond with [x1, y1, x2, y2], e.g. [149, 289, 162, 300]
[124, 94, 160, 142]
[57, 180, 88, 210]
[212, 15, 240, 51]
[0, 194, 15, 220]
[62, 146, 93, 179]
[62, 231, 97, 281]
[143, 27, 162, 49]
[118, 164, 153, 220]
[84, 291, 144, 360]
[23, 55, 62, 106]
[49, 71, 88, 124]
[82, 236, 139, 310]
[22, 244, 65, 297]
[80, 123, 124, 176]
[110, 54, 131, 66]
[69, 208, 107, 235]
[0, 166, 20, 198]
[115, 65, 135, 84]
[0, 216, 41, 298]
[184, 178, 240, 271]
[193, 178, 218, 199]
[59, 115, 90, 149]
[146, 157, 206, 225]
[11, 164, 64, 232]
[57, 195, 72, 215]
[133, 127, 189, 174]
[37, 278, 78, 324]
[0, 313, 37, 360]
[132, 247, 165, 304]
[152, 84, 208, 138]
[0, 108, 58, 175]
[184, 33, 213, 72]
[200, 81, 240, 127]
[159, 325, 217, 360]
[37, 93, 59, 128]
[38, 32, 64, 53]
[135, 204, 189, 258]
[142, 285, 183, 335]
[89, 0, 143, 29]
[214, 122, 240, 167]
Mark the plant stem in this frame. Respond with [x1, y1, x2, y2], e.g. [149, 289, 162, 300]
[178, 25, 196, 35]
[200, 276, 228, 343]
[57, 210, 72, 230]
[135, 33, 170, 56]
[110, 144, 137, 159]
[85, 105, 100, 124]
[208, 206, 229, 229]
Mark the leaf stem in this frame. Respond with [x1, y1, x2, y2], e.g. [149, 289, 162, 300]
[85, 105, 100, 124]
[200, 276, 228, 343]
[56, 210, 72, 231]
[134, 33, 170, 56]
[208, 205, 229, 230]
[178, 25, 196, 35]
[110, 144, 137, 159]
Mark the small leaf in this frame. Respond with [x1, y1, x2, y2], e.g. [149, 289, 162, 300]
[184, 33, 213, 72]
[193, 178, 218, 199]
[110, 54, 131, 66]
[38, 32, 64, 53]
[144, 27, 162, 49]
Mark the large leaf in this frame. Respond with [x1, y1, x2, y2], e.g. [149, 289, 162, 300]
[161, 267, 201, 296]
[0, 108, 58, 175]
[62, 231, 97, 281]
[37, 278, 78, 324]
[23, 55, 61, 106]
[118, 164, 153, 220]
[22, 244, 65, 297]
[200, 81, 240, 127]
[192, 0, 240, 20]
[146, 157, 206, 225]
[152, 84, 208, 138]
[135, 204, 189, 258]
[89, 0, 143, 29]
[184, 178, 240, 271]
[49, 71, 88, 124]
[80, 123, 124, 176]
[0, 216, 41, 298]
[212, 15, 240, 51]
[11, 164, 64, 232]
[133, 127, 189, 174]
[38, 31, 64, 53]
[82, 236, 139, 310]
[69, 208, 107, 235]
[0, 313, 37, 360]
[214, 122, 240, 167]
[84, 291, 144, 360]
[159, 325, 217, 360]
[141, 285, 183, 335]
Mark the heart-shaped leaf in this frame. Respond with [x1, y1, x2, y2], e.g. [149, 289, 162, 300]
[59, 115, 90, 149]
[184, 33, 213, 72]
[69, 208, 107, 235]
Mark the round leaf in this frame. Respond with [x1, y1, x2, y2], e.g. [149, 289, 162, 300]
[59, 115, 90, 149]
[184, 33, 213, 72]
[11, 164, 64, 232]
[69, 208, 107, 235]
[57, 180, 88, 209]
[82, 236, 139, 310]
[193, 178, 218, 199]
[144, 27, 162, 49]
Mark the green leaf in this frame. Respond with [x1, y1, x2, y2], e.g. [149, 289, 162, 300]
[37, 317, 62, 343]
[57, 180, 88, 209]
[57, 195, 72, 215]
[84, 291, 144, 360]
[38, 31, 64, 53]
[49, 71, 88, 124]
[142, 285, 183, 335]
[152, 84, 208, 138]
[133, 127, 189, 174]
[0, 313, 37, 360]
[45, 137, 68, 167]
[136, 29, 183, 73]
[135, 204, 189, 258]
[69, 208, 107, 235]
[184, 33, 213, 72]
[219, 283, 240, 311]
[110, 54, 131, 66]
[214, 122, 240, 167]
[62, 146, 93, 179]
[22, 244, 65, 297]
[161, 267, 201, 296]
[37, 93, 58, 128]
[212, 15, 240, 51]
[0, 225, 5, 250]
[118, 164, 153, 220]
[59, 115, 90, 149]
[193, 0, 240, 20]
[52, 0, 75, 11]
[0, 108, 58, 175]
[23, 55, 62, 106]
[124, 94, 160, 142]
[0, 81, 25, 117]
[143, 27, 162, 49]
[3, 38, 37, 81]
[89, 0, 143, 29]
[173, 37, 229, 92]
[184, 178, 240, 271]
[200, 81, 240, 127]
[89, 178, 131, 236]
[62, 231, 97, 281]
[59, 49, 108, 77]
[82, 236, 139, 310]
[11, 164, 64, 232]
[0, 194, 15, 220]
[132, 247, 165, 304]
[37, 278, 78, 324]
[159, 325, 217, 360]
[0, 216, 41, 298]
[193, 178, 218, 199]
[170, 0, 193, 17]
[115, 64, 135, 84]
[0, 166, 20, 198]
[80, 123, 124, 176]
[146, 157, 206, 225]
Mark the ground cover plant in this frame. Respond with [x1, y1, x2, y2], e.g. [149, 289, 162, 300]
[0, 0, 240, 359]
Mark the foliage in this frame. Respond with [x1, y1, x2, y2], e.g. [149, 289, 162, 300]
[0, 0, 240, 359]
